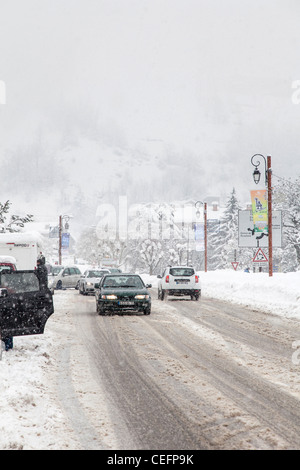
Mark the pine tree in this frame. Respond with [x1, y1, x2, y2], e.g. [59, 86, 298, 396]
[209, 188, 241, 269]
[273, 176, 300, 271]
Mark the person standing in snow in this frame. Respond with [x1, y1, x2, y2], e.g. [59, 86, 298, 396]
[36, 254, 48, 290]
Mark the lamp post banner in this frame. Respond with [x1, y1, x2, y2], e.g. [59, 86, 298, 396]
[194, 223, 204, 252]
[250, 189, 268, 233]
[61, 232, 70, 248]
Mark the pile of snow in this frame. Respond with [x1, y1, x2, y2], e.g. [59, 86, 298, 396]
[201, 270, 300, 319]
[0, 269, 300, 449]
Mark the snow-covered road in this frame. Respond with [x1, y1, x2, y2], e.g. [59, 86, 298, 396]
[1, 270, 300, 450]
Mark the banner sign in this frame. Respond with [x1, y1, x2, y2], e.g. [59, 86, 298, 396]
[194, 223, 204, 252]
[194, 223, 204, 241]
[61, 233, 70, 248]
[250, 189, 268, 233]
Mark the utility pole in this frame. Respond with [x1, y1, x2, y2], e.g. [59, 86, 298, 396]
[195, 201, 208, 272]
[58, 215, 62, 265]
[267, 156, 273, 277]
[204, 202, 207, 272]
[250, 153, 273, 277]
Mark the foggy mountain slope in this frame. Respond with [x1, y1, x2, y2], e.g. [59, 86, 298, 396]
[0, 135, 212, 213]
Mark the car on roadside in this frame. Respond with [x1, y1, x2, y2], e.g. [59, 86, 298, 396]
[0, 255, 17, 273]
[157, 265, 201, 300]
[78, 269, 111, 295]
[48, 266, 82, 291]
[95, 273, 151, 315]
[50, 265, 64, 276]
[0, 270, 54, 339]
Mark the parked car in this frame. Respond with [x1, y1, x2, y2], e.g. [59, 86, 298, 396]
[107, 267, 122, 273]
[157, 265, 201, 300]
[78, 269, 111, 295]
[48, 266, 82, 290]
[95, 273, 151, 315]
[50, 265, 64, 276]
[0, 255, 17, 273]
[0, 270, 54, 338]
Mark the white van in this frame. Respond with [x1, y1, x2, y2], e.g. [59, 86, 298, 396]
[0, 232, 43, 270]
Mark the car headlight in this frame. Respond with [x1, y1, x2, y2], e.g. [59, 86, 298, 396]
[86, 282, 93, 286]
[135, 294, 149, 300]
[102, 294, 118, 300]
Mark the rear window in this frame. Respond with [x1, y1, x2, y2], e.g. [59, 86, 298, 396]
[0, 272, 40, 293]
[169, 268, 195, 277]
[52, 266, 63, 275]
[87, 270, 108, 277]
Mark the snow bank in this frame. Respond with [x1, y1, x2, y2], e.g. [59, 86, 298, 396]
[201, 270, 300, 319]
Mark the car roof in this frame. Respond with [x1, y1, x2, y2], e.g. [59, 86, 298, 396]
[102, 273, 139, 277]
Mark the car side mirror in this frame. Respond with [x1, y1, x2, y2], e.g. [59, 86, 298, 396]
[157, 275, 162, 279]
[0, 288, 8, 298]
[146, 284, 152, 288]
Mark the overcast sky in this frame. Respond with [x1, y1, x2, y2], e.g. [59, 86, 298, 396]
[1, 0, 300, 209]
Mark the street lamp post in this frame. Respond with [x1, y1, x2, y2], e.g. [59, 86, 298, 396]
[195, 201, 207, 272]
[250, 154, 273, 277]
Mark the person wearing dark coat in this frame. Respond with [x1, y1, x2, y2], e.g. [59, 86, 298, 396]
[36, 254, 48, 290]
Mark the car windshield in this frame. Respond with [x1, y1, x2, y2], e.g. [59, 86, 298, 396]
[0, 272, 40, 293]
[169, 268, 195, 276]
[102, 275, 144, 289]
[87, 270, 107, 278]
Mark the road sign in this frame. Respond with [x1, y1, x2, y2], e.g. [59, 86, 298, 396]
[231, 262, 239, 270]
[253, 248, 268, 263]
[238, 210, 282, 248]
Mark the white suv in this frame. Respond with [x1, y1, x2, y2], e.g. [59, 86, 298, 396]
[157, 266, 201, 300]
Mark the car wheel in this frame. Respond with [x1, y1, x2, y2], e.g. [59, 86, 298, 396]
[144, 307, 151, 315]
[161, 289, 165, 301]
[75, 281, 80, 290]
[56, 280, 62, 290]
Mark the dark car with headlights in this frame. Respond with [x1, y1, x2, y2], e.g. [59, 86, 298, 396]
[95, 274, 151, 315]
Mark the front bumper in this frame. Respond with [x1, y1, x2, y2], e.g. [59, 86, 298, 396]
[98, 299, 151, 312]
[84, 286, 96, 293]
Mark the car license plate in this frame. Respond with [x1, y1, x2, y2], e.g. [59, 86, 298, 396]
[175, 279, 189, 284]
[119, 301, 134, 306]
